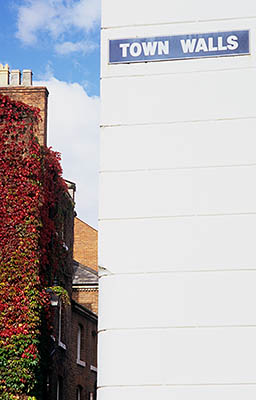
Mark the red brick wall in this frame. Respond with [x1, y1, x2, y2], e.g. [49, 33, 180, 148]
[48, 304, 73, 400]
[73, 218, 98, 271]
[0, 86, 48, 146]
[69, 302, 98, 400]
[48, 302, 98, 400]
[44, 302, 97, 400]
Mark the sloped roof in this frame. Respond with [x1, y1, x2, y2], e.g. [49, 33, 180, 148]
[73, 260, 98, 286]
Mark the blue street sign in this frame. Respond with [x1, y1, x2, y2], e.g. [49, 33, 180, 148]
[109, 30, 249, 64]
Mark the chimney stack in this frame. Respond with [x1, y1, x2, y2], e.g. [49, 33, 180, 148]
[0, 64, 48, 146]
[0, 64, 9, 86]
[0, 66, 33, 87]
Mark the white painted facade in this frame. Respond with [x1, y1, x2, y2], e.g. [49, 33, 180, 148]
[99, 1, 256, 399]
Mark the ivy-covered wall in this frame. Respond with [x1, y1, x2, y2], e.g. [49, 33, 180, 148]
[0, 94, 74, 400]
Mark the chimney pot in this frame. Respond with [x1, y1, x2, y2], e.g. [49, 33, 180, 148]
[0, 64, 9, 86]
[22, 69, 32, 86]
[10, 70, 21, 86]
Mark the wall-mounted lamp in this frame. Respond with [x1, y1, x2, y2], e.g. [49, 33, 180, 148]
[46, 288, 59, 307]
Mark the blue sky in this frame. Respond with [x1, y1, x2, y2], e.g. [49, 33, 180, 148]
[1, 0, 101, 228]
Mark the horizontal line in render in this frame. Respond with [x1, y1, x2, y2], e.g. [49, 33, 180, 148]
[98, 211, 256, 222]
[101, 65, 256, 80]
[98, 268, 256, 277]
[99, 162, 256, 174]
[98, 269, 256, 280]
[97, 382, 256, 389]
[100, 115, 256, 128]
[98, 325, 256, 334]
[101, 14, 256, 30]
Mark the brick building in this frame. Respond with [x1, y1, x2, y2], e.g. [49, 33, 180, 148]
[70, 301, 97, 400]
[73, 218, 99, 314]
[48, 295, 97, 400]
[0, 65, 97, 400]
[74, 218, 98, 272]
[73, 261, 98, 314]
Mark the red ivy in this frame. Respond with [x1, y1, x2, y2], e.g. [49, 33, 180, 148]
[0, 94, 71, 400]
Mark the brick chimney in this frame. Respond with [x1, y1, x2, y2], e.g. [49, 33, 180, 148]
[0, 64, 49, 146]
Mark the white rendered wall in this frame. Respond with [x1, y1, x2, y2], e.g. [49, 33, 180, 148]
[99, 1, 256, 399]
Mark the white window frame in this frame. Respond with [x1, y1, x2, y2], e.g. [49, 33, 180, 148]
[77, 386, 82, 400]
[76, 324, 86, 367]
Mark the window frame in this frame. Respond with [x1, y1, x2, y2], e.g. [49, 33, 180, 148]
[76, 385, 82, 400]
[76, 324, 86, 367]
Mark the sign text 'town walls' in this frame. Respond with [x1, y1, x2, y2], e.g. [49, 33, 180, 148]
[109, 30, 249, 64]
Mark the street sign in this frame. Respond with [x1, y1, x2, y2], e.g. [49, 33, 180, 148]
[109, 30, 249, 64]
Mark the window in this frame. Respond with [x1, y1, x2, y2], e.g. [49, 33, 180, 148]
[76, 386, 82, 400]
[77, 324, 86, 367]
[77, 324, 81, 360]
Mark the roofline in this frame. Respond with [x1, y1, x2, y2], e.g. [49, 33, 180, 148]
[64, 179, 76, 186]
[71, 299, 98, 321]
[75, 216, 98, 232]
[73, 260, 98, 276]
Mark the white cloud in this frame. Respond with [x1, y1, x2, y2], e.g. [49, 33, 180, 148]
[68, 0, 101, 31]
[16, 0, 101, 45]
[37, 62, 55, 80]
[55, 40, 98, 55]
[35, 77, 100, 228]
